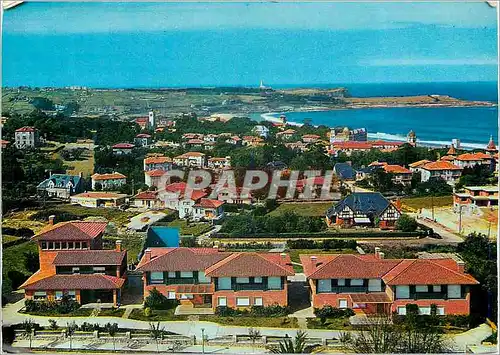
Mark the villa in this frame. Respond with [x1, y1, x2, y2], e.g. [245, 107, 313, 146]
[37, 173, 85, 199]
[91, 172, 127, 190]
[173, 152, 206, 168]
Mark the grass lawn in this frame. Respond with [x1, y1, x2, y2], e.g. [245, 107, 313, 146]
[168, 219, 212, 236]
[129, 308, 188, 322]
[268, 202, 332, 217]
[42, 204, 136, 227]
[104, 234, 144, 264]
[3, 241, 39, 284]
[288, 249, 356, 273]
[98, 308, 126, 317]
[306, 317, 353, 330]
[401, 196, 452, 212]
[199, 315, 299, 328]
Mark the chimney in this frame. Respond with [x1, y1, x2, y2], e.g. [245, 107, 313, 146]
[115, 239, 122, 252]
[457, 260, 465, 273]
[144, 248, 152, 262]
[378, 252, 385, 259]
[310, 256, 317, 266]
[280, 252, 287, 259]
[79, 172, 83, 178]
[48, 215, 55, 225]
[374, 247, 381, 257]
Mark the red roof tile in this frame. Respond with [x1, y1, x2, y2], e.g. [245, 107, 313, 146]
[422, 161, 462, 171]
[91, 172, 127, 180]
[136, 248, 230, 272]
[193, 198, 224, 209]
[135, 190, 159, 200]
[145, 156, 172, 164]
[383, 164, 412, 174]
[23, 274, 124, 290]
[112, 143, 135, 149]
[145, 169, 166, 177]
[409, 159, 431, 168]
[33, 221, 108, 241]
[53, 250, 126, 266]
[136, 133, 152, 138]
[205, 252, 294, 277]
[15, 126, 36, 132]
[456, 153, 487, 161]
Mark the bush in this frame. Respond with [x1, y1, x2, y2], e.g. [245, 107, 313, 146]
[314, 306, 355, 323]
[396, 214, 418, 232]
[144, 288, 179, 310]
[24, 295, 80, 314]
[48, 319, 58, 330]
[215, 305, 290, 317]
[144, 307, 152, 317]
[79, 322, 94, 332]
[287, 239, 357, 250]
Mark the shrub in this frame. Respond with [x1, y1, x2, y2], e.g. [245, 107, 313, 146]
[48, 319, 58, 330]
[314, 306, 355, 323]
[396, 214, 418, 232]
[144, 307, 152, 317]
[24, 295, 80, 314]
[215, 305, 290, 317]
[79, 322, 94, 332]
[144, 288, 179, 310]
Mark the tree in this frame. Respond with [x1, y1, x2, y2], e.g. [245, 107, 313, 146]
[248, 328, 261, 353]
[21, 319, 37, 349]
[269, 330, 318, 353]
[66, 321, 78, 351]
[48, 319, 58, 330]
[396, 214, 418, 232]
[149, 322, 164, 353]
[105, 322, 119, 351]
[180, 236, 197, 247]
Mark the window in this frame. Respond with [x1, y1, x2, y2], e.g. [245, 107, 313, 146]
[68, 242, 74, 249]
[180, 294, 193, 299]
[351, 279, 364, 286]
[168, 271, 176, 278]
[254, 277, 263, 283]
[41, 241, 47, 250]
[34, 291, 47, 300]
[268, 277, 282, 290]
[218, 277, 231, 290]
[72, 267, 80, 274]
[419, 307, 431, 315]
[236, 277, 250, 284]
[48, 242, 54, 250]
[396, 286, 410, 299]
[55, 242, 61, 249]
[415, 285, 428, 293]
[254, 297, 263, 306]
[337, 278, 346, 286]
[150, 272, 164, 284]
[368, 279, 382, 292]
[433, 285, 442, 292]
[339, 299, 348, 309]
[75, 242, 81, 249]
[55, 291, 63, 300]
[82, 242, 88, 249]
[236, 297, 250, 306]
[397, 306, 407, 315]
[198, 271, 211, 284]
[180, 271, 193, 278]
[93, 266, 106, 274]
[437, 307, 445, 316]
[217, 297, 227, 306]
[62, 242, 68, 249]
[317, 279, 332, 293]
[167, 291, 176, 300]
[447, 285, 462, 299]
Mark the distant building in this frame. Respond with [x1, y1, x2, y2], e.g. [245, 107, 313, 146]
[207, 157, 231, 170]
[1, 140, 10, 148]
[148, 111, 156, 129]
[242, 136, 265, 147]
[302, 134, 322, 144]
[133, 190, 164, 209]
[144, 169, 167, 188]
[135, 117, 149, 130]
[91, 172, 127, 190]
[252, 125, 270, 138]
[112, 143, 135, 155]
[408, 159, 432, 174]
[37, 173, 85, 199]
[419, 161, 462, 185]
[333, 163, 357, 181]
[134, 133, 152, 147]
[453, 152, 495, 171]
[382, 164, 413, 186]
[143, 155, 173, 171]
[329, 126, 367, 144]
[70, 192, 128, 208]
[486, 135, 497, 154]
[225, 136, 242, 146]
[454, 186, 498, 209]
[215, 187, 254, 205]
[173, 152, 206, 168]
[330, 140, 403, 156]
[326, 192, 401, 229]
[276, 129, 296, 140]
[15, 126, 40, 149]
[407, 130, 417, 146]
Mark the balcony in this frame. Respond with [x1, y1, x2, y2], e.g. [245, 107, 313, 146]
[233, 284, 269, 291]
[412, 292, 448, 300]
[318, 286, 368, 294]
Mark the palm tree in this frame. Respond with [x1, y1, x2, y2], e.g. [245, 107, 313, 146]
[270, 330, 317, 353]
[66, 321, 78, 351]
[149, 321, 164, 353]
[105, 322, 119, 351]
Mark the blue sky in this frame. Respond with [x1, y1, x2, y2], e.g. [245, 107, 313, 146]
[2, 2, 498, 87]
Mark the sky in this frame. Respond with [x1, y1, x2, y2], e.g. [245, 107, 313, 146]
[2, 2, 498, 87]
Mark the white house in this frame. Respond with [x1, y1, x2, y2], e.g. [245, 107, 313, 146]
[252, 125, 270, 138]
[15, 126, 40, 149]
[419, 161, 462, 185]
[134, 134, 152, 147]
[143, 155, 173, 171]
[112, 143, 135, 155]
[173, 152, 206, 168]
[91, 172, 127, 190]
[192, 198, 225, 221]
[207, 157, 231, 170]
[144, 169, 167, 188]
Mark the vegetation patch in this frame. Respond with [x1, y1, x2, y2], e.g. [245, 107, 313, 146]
[401, 196, 453, 212]
[200, 315, 299, 329]
[267, 202, 333, 217]
[167, 219, 212, 236]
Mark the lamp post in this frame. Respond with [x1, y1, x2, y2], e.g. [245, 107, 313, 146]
[201, 328, 205, 354]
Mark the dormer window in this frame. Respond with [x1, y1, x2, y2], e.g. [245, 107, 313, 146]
[72, 267, 80, 274]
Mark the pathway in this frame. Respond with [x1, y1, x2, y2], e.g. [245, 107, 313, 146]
[415, 216, 463, 244]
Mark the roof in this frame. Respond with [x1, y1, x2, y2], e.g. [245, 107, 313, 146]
[383, 164, 412, 174]
[37, 174, 82, 189]
[440, 155, 456, 161]
[333, 163, 356, 180]
[296, 176, 327, 188]
[15, 126, 36, 132]
[187, 139, 204, 144]
[326, 192, 397, 219]
[277, 129, 296, 135]
[164, 182, 207, 200]
[174, 152, 205, 158]
[91, 172, 127, 180]
[409, 159, 431, 168]
[72, 192, 127, 200]
[487, 136, 497, 150]
[144, 156, 172, 164]
[205, 252, 294, 277]
[193, 198, 224, 209]
[456, 153, 490, 161]
[22, 274, 125, 290]
[112, 143, 135, 149]
[300, 254, 400, 279]
[134, 190, 159, 200]
[136, 248, 230, 272]
[447, 145, 457, 155]
[136, 133, 152, 138]
[382, 259, 478, 285]
[145, 169, 166, 177]
[32, 221, 108, 241]
[422, 161, 462, 171]
[350, 293, 392, 303]
[208, 157, 228, 162]
[53, 250, 126, 266]
[302, 134, 321, 139]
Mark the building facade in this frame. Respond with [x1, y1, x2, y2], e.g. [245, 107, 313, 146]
[15, 126, 40, 149]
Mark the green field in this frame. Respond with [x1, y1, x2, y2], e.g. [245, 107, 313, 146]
[104, 234, 144, 264]
[267, 202, 332, 217]
[401, 196, 453, 212]
[3, 241, 39, 293]
[167, 219, 212, 236]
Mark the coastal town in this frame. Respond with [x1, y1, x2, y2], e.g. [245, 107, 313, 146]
[2, 88, 498, 353]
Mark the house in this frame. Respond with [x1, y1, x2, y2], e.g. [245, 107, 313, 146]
[135, 248, 294, 310]
[326, 192, 401, 229]
[285, 141, 308, 152]
[242, 136, 265, 147]
[330, 141, 404, 156]
[134, 133, 152, 147]
[300, 249, 478, 316]
[203, 134, 218, 143]
[173, 152, 206, 168]
[453, 186, 498, 208]
[20, 219, 127, 307]
[225, 136, 242, 146]
[252, 125, 270, 138]
[112, 143, 135, 155]
[276, 129, 296, 140]
[302, 134, 322, 144]
[193, 199, 225, 221]
[143, 155, 173, 171]
[382, 164, 413, 186]
[356, 165, 380, 181]
[15, 126, 40, 149]
[91, 172, 127, 190]
[207, 157, 231, 170]
[135, 117, 149, 130]
[333, 163, 357, 181]
[215, 187, 254, 205]
[37, 173, 85, 199]
[182, 133, 204, 140]
[454, 153, 495, 171]
[159, 182, 208, 218]
[144, 169, 167, 188]
[133, 190, 165, 209]
[409, 159, 432, 174]
[329, 127, 367, 143]
[1, 139, 10, 148]
[70, 192, 128, 208]
[185, 139, 205, 149]
[419, 161, 462, 185]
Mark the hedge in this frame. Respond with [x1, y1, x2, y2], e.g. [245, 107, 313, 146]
[214, 231, 424, 239]
[215, 305, 290, 317]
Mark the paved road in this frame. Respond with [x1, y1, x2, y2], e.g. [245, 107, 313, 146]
[415, 216, 464, 245]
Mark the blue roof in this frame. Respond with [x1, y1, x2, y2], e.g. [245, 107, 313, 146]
[333, 163, 356, 180]
[37, 174, 83, 189]
[145, 226, 180, 248]
[327, 192, 391, 219]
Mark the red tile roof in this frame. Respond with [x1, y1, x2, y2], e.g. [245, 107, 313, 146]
[447, 145, 457, 155]
[382, 259, 478, 285]
[422, 161, 462, 171]
[91, 172, 127, 180]
[440, 155, 456, 161]
[32, 221, 108, 241]
[134, 190, 159, 200]
[23, 274, 125, 290]
[72, 192, 127, 199]
[136, 133, 152, 138]
[302, 134, 321, 139]
[456, 153, 487, 161]
[136, 248, 230, 272]
[145, 169, 166, 177]
[193, 198, 224, 209]
[383, 164, 412, 174]
[409, 159, 431, 168]
[164, 182, 207, 201]
[144, 156, 172, 164]
[350, 292, 392, 303]
[15, 126, 36, 132]
[53, 250, 126, 266]
[205, 252, 294, 277]
[187, 139, 204, 144]
[175, 152, 205, 158]
[487, 136, 496, 150]
[112, 143, 135, 149]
